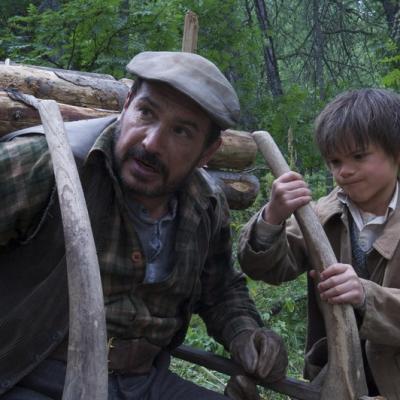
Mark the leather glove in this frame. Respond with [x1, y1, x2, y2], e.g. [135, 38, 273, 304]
[224, 328, 288, 400]
[230, 327, 288, 382]
[225, 375, 260, 400]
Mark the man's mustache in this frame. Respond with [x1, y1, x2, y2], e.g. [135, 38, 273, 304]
[125, 146, 167, 175]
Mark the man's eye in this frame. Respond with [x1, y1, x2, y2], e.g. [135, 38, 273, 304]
[138, 107, 152, 118]
[329, 159, 340, 167]
[174, 126, 191, 137]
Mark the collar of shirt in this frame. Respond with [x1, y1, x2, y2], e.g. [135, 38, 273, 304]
[337, 181, 399, 231]
[338, 182, 399, 252]
[125, 196, 178, 225]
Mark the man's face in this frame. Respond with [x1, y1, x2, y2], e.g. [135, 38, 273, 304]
[114, 81, 220, 203]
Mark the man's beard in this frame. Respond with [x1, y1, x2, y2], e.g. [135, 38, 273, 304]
[116, 145, 198, 198]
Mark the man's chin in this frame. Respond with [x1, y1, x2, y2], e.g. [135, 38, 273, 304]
[121, 175, 167, 199]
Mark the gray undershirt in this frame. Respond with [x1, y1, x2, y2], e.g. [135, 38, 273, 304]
[125, 196, 178, 283]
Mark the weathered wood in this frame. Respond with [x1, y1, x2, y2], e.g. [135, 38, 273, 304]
[10, 92, 108, 400]
[182, 11, 199, 53]
[207, 129, 258, 170]
[0, 64, 129, 110]
[253, 131, 368, 400]
[0, 60, 117, 80]
[1, 91, 257, 170]
[172, 345, 320, 400]
[0, 90, 117, 136]
[207, 170, 260, 210]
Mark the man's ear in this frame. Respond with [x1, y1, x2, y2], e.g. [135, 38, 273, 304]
[197, 137, 222, 168]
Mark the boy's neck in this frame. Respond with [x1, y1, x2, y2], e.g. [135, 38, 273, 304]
[341, 181, 398, 218]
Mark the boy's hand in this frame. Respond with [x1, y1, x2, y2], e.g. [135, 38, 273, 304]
[262, 171, 312, 225]
[310, 263, 366, 307]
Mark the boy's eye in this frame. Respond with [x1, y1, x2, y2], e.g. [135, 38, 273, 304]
[353, 153, 366, 160]
[329, 159, 340, 167]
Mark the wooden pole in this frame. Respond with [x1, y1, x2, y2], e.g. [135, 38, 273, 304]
[182, 11, 199, 53]
[252, 130, 368, 400]
[9, 91, 108, 400]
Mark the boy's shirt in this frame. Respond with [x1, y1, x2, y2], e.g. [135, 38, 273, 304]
[337, 182, 398, 252]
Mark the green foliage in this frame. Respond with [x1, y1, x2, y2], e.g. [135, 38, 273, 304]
[0, 1, 396, 397]
[254, 85, 325, 171]
[381, 48, 400, 89]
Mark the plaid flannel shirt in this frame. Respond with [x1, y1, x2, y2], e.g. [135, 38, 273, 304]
[0, 123, 262, 349]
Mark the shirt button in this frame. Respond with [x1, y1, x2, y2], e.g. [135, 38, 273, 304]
[131, 251, 142, 264]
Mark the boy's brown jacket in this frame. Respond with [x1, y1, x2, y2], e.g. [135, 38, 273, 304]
[238, 187, 400, 399]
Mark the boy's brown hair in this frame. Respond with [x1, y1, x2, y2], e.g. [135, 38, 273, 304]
[315, 88, 400, 160]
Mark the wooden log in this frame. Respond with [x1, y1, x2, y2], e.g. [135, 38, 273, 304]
[0, 60, 117, 81]
[182, 11, 199, 53]
[0, 91, 257, 170]
[206, 170, 260, 210]
[10, 91, 108, 400]
[207, 129, 258, 170]
[1, 90, 259, 209]
[0, 90, 118, 136]
[253, 131, 368, 400]
[172, 345, 321, 400]
[0, 64, 129, 110]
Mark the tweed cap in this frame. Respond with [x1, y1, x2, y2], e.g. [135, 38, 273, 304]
[126, 51, 240, 129]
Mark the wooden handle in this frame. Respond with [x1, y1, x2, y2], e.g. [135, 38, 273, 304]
[252, 130, 368, 400]
[252, 130, 336, 271]
[10, 91, 108, 400]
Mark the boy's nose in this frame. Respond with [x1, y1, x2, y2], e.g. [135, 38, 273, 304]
[338, 163, 355, 178]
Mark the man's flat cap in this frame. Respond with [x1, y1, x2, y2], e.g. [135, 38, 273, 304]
[126, 51, 240, 129]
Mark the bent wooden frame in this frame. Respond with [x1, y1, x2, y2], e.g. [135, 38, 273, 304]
[10, 91, 108, 400]
[252, 130, 368, 399]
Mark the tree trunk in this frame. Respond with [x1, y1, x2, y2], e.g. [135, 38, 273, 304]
[312, 0, 325, 100]
[253, 0, 283, 97]
[0, 64, 129, 110]
[379, 0, 400, 46]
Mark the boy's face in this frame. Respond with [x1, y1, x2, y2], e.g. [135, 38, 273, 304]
[327, 143, 399, 215]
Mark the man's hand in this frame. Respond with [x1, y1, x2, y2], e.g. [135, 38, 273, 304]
[310, 263, 366, 307]
[262, 172, 312, 225]
[224, 328, 288, 400]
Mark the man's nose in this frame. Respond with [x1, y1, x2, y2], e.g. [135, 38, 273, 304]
[142, 125, 164, 154]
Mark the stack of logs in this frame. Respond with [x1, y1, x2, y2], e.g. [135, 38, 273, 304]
[0, 62, 260, 210]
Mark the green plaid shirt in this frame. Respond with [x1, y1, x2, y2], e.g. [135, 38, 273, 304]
[0, 123, 262, 349]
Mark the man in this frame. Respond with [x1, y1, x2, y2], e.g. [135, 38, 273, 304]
[0, 51, 287, 399]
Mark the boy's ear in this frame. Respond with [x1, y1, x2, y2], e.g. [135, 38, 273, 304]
[197, 137, 222, 168]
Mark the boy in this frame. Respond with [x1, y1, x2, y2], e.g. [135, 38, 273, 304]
[238, 88, 400, 398]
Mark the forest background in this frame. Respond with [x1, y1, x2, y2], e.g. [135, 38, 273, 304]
[1, 0, 400, 398]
